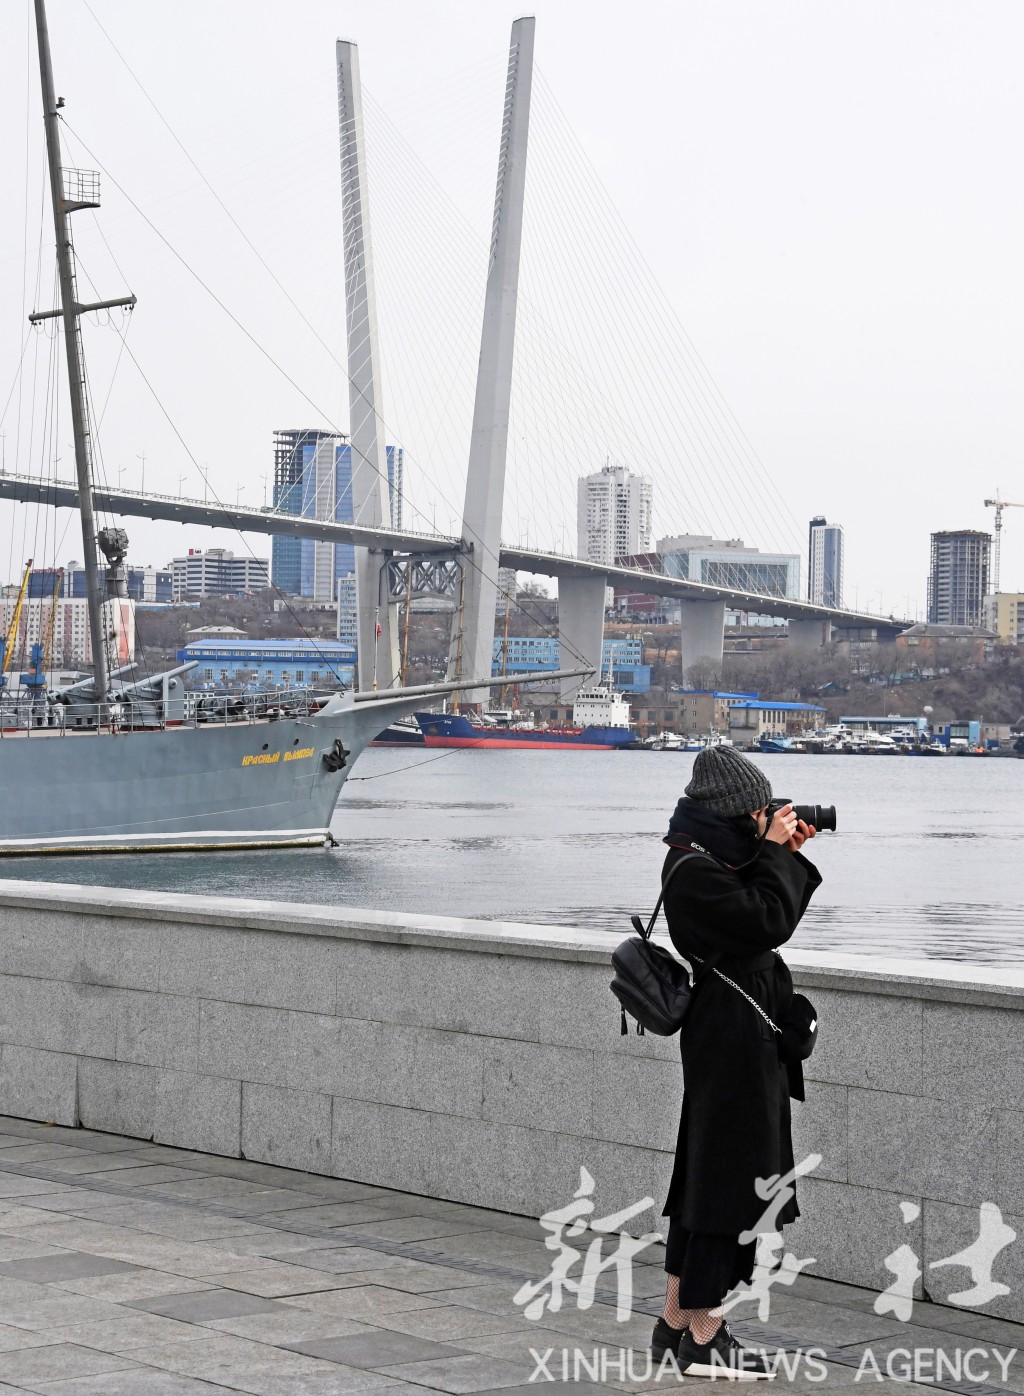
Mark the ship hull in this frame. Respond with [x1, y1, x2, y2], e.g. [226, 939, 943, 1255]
[0, 692, 420, 855]
[415, 713, 636, 750]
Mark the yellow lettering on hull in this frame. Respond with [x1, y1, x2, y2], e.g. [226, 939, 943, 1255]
[241, 746, 314, 767]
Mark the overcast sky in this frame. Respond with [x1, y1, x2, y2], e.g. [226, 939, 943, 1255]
[2, 0, 1023, 618]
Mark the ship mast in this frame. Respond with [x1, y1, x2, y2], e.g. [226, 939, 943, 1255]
[31, 0, 135, 702]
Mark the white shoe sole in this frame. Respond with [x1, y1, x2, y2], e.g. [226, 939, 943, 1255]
[681, 1359, 775, 1380]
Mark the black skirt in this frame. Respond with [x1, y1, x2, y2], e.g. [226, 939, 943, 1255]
[664, 1217, 757, 1308]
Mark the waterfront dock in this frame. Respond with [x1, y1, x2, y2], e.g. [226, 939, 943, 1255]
[0, 881, 1021, 1389]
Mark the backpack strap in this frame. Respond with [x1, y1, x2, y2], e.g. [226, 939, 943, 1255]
[630, 851, 715, 941]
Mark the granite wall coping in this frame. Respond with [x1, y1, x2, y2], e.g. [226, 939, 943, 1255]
[0, 877, 1021, 1010]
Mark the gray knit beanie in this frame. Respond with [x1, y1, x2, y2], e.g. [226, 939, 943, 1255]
[684, 745, 773, 818]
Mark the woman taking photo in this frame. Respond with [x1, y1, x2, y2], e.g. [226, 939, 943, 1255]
[650, 745, 820, 1380]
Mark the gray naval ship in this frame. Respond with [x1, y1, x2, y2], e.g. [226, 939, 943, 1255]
[0, 675, 461, 856]
[0, 0, 581, 857]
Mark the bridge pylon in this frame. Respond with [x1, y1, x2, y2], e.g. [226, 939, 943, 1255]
[337, 38, 400, 690]
[447, 18, 536, 705]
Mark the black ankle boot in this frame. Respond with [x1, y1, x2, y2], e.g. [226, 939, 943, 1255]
[651, 1316, 685, 1359]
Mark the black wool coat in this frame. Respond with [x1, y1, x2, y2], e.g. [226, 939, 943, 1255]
[660, 798, 821, 1237]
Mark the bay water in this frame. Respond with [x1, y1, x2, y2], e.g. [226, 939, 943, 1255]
[4, 749, 1022, 967]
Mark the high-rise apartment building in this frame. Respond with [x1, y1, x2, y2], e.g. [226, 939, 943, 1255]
[656, 534, 800, 599]
[808, 516, 844, 607]
[927, 531, 991, 626]
[170, 549, 270, 601]
[271, 429, 403, 601]
[577, 463, 652, 566]
[0, 596, 134, 668]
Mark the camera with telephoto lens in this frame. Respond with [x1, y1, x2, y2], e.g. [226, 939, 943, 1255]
[768, 798, 837, 833]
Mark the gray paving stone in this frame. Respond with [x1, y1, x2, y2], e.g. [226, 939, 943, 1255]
[0, 1252, 139, 1283]
[0, 1340, 135, 1384]
[113, 1331, 330, 1382]
[0, 1293, 129, 1331]
[29, 1128, 136, 1153]
[27, 1190, 153, 1217]
[84, 1203, 258, 1244]
[204, 1308, 376, 1344]
[272, 1247, 410, 1277]
[46, 1310, 211, 1352]
[206, 1261, 346, 1297]
[32, 1373, 231, 1395]
[52, 1272, 212, 1304]
[453, 1324, 576, 1362]
[279, 1285, 444, 1320]
[328, 1217, 489, 1245]
[376, 1352, 533, 1393]
[0, 1172, 73, 1199]
[0, 1320, 53, 1352]
[760, 1293, 911, 1347]
[226, 1375, 429, 1396]
[129, 1286, 282, 1323]
[378, 1304, 525, 1342]
[0, 1276, 53, 1304]
[284, 1330, 470, 1367]
[459, 1386, 609, 1396]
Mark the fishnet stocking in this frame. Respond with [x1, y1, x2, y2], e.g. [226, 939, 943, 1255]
[663, 1274, 724, 1343]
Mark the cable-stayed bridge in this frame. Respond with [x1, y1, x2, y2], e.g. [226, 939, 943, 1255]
[0, 468, 906, 659]
[4, 16, 909, 697]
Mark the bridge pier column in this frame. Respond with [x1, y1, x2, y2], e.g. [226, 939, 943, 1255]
[789, 617, 833, 650]
[680, 599, 726, 677]
[557, 575, 606, 700]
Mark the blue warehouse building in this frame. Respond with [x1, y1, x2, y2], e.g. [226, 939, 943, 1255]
[492, 635, 651, 692]
[178, 639, 356, 689]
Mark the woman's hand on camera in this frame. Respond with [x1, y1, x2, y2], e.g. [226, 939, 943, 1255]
[787, 819, 816, 852]
[763, 803, 798, 845]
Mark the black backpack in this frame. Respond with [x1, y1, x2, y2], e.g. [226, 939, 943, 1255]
[610, 852, 716, 1036]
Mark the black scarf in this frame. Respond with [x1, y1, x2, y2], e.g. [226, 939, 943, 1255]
[663, 795, 763, 869]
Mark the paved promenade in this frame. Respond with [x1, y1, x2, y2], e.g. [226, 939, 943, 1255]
[0, 1115, 1017, 1394]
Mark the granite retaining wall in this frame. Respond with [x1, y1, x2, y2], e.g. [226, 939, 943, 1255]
[0, 880, 1021, 1322]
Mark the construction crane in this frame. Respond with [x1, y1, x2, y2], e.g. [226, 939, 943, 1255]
[984, 492, 1024, 594]
[22, 568, 63, 691]
[0, 559, 33, 689]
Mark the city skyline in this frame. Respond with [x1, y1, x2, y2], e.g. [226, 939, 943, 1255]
[1, 4, 1023, 617]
